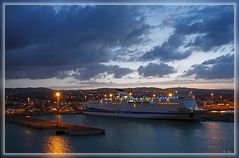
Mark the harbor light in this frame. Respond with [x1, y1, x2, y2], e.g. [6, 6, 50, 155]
[55, 92, 61, 97]
[55, 92, 61, 107]
[220, 95, 223, 100]
[55, 92, 61, 127]
[27, 97, 30, 106]
[211, 93, 214, 102]
[168, 93, 173, 97]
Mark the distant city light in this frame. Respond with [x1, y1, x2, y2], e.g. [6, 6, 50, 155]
[52, 107, 58, 111]
[109, 94, 113, 97]
[168, 93, 173, 97]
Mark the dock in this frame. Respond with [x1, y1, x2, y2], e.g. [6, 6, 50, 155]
[6, 115, 105, 136]
[203, 111, 234, 122]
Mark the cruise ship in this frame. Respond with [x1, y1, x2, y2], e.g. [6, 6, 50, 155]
[83, 92, 207, 121]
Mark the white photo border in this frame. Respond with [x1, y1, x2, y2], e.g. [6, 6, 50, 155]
[1, 1, 237, 156]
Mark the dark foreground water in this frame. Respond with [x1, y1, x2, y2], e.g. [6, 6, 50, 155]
[6, 114, 234, 153]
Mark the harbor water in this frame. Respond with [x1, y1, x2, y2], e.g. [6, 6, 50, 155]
[5, 114, 234, 153]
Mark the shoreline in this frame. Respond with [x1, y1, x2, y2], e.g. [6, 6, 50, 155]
[203, 111, 234, 122]
[6, 110, 234, 122]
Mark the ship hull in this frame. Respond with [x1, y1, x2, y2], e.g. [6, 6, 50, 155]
[83, 110, 206, 121]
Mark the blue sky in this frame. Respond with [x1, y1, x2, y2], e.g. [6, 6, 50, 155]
[5, 5, 234, 89]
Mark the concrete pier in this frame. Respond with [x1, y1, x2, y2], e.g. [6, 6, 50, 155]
[203, 111, 234, 122]
[6, 115, 105, 136]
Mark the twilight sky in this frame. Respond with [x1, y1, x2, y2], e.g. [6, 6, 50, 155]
[5, 5, 234, 89]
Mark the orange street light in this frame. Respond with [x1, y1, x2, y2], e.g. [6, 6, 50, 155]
[55, 92, 61, 107]
[55, 92, 61, 97]
[109, 94, 113, 97]
[55, 92, 61, 128]
[168, 93, 173, 97]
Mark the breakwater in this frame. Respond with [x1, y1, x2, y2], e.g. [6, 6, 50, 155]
[6, 115, 105, 136]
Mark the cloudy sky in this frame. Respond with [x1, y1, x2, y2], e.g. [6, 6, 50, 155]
[5, 5, 234, 89]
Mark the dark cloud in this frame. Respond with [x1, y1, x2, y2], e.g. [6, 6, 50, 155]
[5, 5, 234, 82]
[71, 64, 133, 80]
[6, 63, 133, 80]
[6, 66, 70, 80]
[140, 6, 233, 61]
[6, 5, 149, 51]
[181, 7, 234, 51]
[138, 63, 175, 77]
[108, 65, 134, 78]
[6, 5, 149, 79]
[183, 54, 234, 79]
[140, 33, 191, 61]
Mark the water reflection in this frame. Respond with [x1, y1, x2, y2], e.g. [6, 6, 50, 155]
[54, 114, 63, 122]
[43, 136, 72, 153]
[5, 114, 234, 153]
[24, 128, 32, 135]
[204, 122, 234, 152]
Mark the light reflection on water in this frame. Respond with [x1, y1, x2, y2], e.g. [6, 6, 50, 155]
[5, 114, 234, 153]
[43, 136, 72, 153]
[204, 121, 234, 152]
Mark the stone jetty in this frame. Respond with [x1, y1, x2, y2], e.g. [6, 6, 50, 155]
[6, 115, 105, 136]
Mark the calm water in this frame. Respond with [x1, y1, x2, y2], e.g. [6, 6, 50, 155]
[6, 114, 234, 153]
